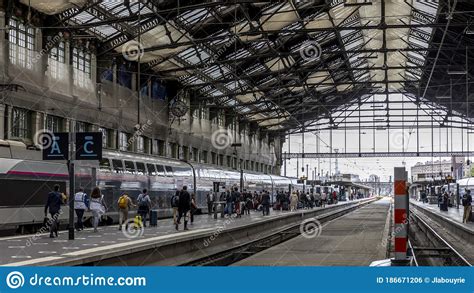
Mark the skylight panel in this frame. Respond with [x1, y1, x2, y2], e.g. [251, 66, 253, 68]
[178, 8, 211, 27]
[74, 11, 95, 23]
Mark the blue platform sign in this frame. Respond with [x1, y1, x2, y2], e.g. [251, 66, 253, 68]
[42, 132, 69, 160]
[75, 132, 102, 160]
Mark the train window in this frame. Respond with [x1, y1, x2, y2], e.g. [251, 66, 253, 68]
[124, 160, 136, 174]
[112, 159, 124, 173]
[164, 165, 173, 176]
[136, 162, 146, 175]
[156, 165, 166, 176]
[99, 158, 111, 172]
[146, 163, 157, 176]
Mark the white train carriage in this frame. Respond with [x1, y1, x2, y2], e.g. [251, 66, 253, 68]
[0, 143, 298, 233]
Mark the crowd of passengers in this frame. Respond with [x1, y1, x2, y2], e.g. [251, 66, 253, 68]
[43, 184, 367, 238]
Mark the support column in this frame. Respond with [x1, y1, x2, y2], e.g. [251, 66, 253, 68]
[5, 106, 12, 139]
[0, 104, 5, 139]
[392, 167, 410, 265]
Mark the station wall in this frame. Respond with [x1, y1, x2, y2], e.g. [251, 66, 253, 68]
[0, 11, 282, 175]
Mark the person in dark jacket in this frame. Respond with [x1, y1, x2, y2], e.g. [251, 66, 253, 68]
[206, 192, 214, 215]
[462, 190, 472, 223]
[225, 188, 233, 215]
[261, 191, 270, 216]
[176, 186, 191, 231]
[44, 184, 62, 238]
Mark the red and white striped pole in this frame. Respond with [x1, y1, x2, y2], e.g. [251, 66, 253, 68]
[393, 167, 409, 263]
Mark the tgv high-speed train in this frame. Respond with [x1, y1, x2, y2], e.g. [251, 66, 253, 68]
[0, 142, 302, 233]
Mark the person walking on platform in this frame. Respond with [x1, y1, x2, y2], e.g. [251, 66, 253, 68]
[137, 189, 152, 227]
[440, 191, 449, 212]
[225, 188, 233, 215]
[321, 191, 327, 208]
[44, 184, 63, 238]
[190, 193, 197, 224]
[177, 186, 191, 231]
[462, 190, 472, 223]
[315, 191, 321, 207]
[118, 193, 134, 230]
[232, 187, 242, 217]
[261, 191, 270, 216]
[90, 186, 106, 233]
[244, 190, 252, 215]
[290, 191, 298, 211]
[74, 187, 89, 231]
[171, 190, 180, 225]
[206, 192, 214, 215]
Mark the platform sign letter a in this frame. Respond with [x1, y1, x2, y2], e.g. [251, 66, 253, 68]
[42, 132, 69, 160]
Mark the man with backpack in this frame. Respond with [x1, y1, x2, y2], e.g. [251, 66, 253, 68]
[462, 189, 472, 223]
[176, 186, 191, 231]
[137, 189, 151, 227]
[171, 190, 180, 225]
[74, 187, 89, 231]
[118, 193, 134, 230]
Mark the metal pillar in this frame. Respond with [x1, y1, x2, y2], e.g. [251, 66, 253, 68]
[392, 167, 410, 265]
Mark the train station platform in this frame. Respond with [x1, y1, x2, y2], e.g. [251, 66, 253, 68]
[410, 200, 474, 245]
[410, 200, 474, 264]
[410, 200, 474, 233]
[233, 197, 391, 266]
[0, 198, 376, 266]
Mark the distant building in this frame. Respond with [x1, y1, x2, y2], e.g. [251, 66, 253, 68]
[411, 157, 465, 182]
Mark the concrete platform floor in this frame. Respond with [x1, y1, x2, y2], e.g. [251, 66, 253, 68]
[234, 197, 391, 266]
[0, 200, 364, 266]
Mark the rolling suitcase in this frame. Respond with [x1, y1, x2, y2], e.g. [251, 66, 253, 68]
[149, 210, 158, 227]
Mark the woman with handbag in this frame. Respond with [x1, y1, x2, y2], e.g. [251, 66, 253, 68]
[89, 186, 106, 232]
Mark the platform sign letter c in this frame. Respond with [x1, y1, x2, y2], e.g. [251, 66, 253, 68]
[84, 136, 93, 154]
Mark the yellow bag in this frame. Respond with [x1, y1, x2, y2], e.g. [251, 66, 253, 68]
[118, 195, 128, 209]
[61, 193, 68, 204]
[134, 215, 142, 229]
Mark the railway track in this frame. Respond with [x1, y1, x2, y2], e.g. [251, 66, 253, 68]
[408, 210, 471, 266]
[181, 198, 378, 266]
